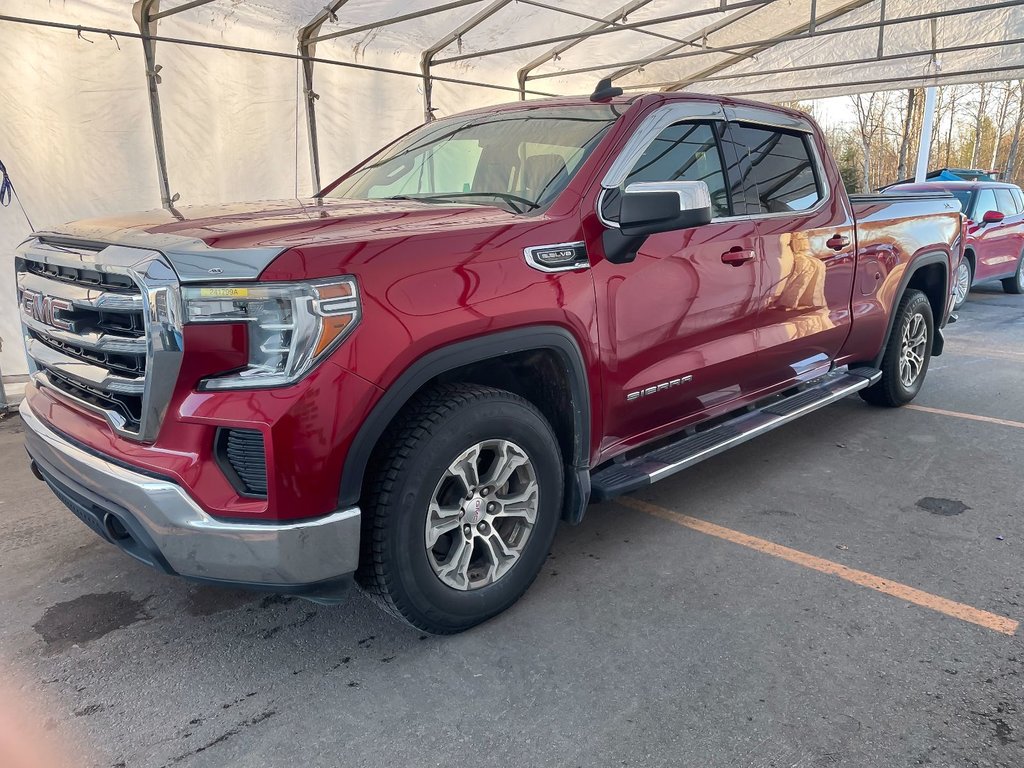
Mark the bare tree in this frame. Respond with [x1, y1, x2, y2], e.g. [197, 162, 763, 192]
[944, 86, 962, 167]
[1005, 81, 1024, 182]
[851, 92, 892, 191]
[989, 82, 1011, 171]
[896, 89, 917, 181]
[970, 82, 989, 169]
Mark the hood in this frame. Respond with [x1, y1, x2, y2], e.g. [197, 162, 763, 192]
[34, 198, 517, 282]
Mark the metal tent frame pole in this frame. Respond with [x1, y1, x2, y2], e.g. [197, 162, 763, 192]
[298, 1, 352, 195]
[515, 0, 658, 101]
[517, 0, 1023, 86]
[421, 0, 514, 123]
[916, 86, 938, 183]
[432, 0, 773, 66]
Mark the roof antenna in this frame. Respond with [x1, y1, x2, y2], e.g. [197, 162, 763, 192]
[590, 77, 623, 102]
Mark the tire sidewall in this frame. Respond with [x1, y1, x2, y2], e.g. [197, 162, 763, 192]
[382, 398, 562, 630]
[888, 292, 934, 402]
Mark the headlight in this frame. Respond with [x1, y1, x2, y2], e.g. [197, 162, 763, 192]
[182, 277, 359, 390]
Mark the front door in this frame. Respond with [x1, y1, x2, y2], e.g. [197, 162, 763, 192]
[591, 119, 763, 455]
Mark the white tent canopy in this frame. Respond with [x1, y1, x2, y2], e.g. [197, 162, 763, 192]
[2, 0, 1024, 383]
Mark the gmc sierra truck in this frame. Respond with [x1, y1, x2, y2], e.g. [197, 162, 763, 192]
[16, 91, 962, 634]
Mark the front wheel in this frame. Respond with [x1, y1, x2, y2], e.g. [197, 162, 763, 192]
[357, 383, 563, 634]
[953, 258, 972, 309]
[859, 289, 934, 408]
[1001, 253, 1024, 295]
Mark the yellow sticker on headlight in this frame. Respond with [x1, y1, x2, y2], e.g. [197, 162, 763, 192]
[199, 287, 249, 298]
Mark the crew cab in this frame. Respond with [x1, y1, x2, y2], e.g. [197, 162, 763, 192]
[885, 179, 1024, 308]
[16, 91, 961, 633]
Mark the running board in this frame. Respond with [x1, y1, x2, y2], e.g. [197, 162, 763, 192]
[590, 367, 881, 502]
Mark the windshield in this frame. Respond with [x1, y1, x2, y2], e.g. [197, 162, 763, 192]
[324, 105, 622, 214]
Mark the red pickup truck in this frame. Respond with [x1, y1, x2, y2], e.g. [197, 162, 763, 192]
[17, 91, 962, 633]
[885, 180, 1024, 308]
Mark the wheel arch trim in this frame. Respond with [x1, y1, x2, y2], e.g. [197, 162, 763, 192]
[338, 326, 593, 514]
[872, 250, 949, 369]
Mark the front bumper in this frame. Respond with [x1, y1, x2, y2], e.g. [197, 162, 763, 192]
[20, 400, 360, 592]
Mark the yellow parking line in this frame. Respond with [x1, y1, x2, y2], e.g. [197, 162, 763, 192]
[617, 496, 1018, 636]
[906, 404, 1024, 430]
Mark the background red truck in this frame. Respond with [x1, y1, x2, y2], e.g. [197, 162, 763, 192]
[884, 180, 1024, 308]
[16, 91, 961, 633]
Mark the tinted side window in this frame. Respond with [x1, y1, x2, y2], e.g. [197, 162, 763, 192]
[995, 188, 1018, 216]
[730, 124, 822, 214]
[974, 188, 998, 219]
[603, 121, 731, 220]
[1011, 187, 1024, 213]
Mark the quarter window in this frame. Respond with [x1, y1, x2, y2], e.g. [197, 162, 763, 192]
[730, 124, 822, 214]
[995, 188, 1018, 216]
[1010, 187, 1024, 213]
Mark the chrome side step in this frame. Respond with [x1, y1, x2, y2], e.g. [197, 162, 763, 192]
[590, 367, 881, 502]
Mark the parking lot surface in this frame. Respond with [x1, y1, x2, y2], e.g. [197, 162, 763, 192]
[1, 284, 1022, 768]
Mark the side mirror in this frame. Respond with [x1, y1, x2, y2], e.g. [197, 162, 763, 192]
[982, 209, 1005, 224]
[618, 181, 713, 237]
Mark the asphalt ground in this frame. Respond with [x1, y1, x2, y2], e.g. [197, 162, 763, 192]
[1, 281, 1022, 768]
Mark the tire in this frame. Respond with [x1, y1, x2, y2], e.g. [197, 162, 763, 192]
[356, 383, 563, 634]
[953, 257, 972, 309]
[859, 289, 934, 408]
[1001, 252, 1024, 295]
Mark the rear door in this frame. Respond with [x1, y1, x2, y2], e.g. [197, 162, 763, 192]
[591, 111, 763, 454]
[725, 113, 857, 391]
[970, 187, 1020, 281]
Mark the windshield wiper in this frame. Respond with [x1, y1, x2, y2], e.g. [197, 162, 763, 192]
[383, 192, 538, 215]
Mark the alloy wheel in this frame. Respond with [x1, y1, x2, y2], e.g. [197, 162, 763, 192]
[954, 261, 971, 306]
[899, 311, 928, 389]
[425, 439, 539, 591]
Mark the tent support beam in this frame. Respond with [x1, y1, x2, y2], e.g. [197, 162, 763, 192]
[150, 0, 215, 22]
[614, 37, 1024, 91]
[523, 0, 1020, 85]
[602, 5, 763, 87]
[716, 63, 1024, 98]
[433, 0, 772, 66]
[135, 0, 177, 211]
[421, 0, 513, 123]
[516, 0, 657, 101]
[298, 1, 352, 195]
[915, 86, 938, 182]
[310, 0, 486, 45]
[0, 13, 559, 97]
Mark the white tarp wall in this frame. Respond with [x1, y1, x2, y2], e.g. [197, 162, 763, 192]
[3, 0, 1024, 381]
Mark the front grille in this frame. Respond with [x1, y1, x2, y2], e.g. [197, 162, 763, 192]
[16, 238, 183, 442]
[25, 257, 138, 292]
[217, 428, 269, 498]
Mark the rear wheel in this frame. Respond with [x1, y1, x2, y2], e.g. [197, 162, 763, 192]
[1001, 253, 1024, 295]
[357, 383, 563, 634]
[859, 289, 934, 408]
[953, 258, 972, 309]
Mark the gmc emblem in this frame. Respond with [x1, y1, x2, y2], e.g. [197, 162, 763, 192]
[20, 289, 74, 331]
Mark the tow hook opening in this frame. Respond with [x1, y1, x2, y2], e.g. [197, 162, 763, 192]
[103, 512, 132, 542]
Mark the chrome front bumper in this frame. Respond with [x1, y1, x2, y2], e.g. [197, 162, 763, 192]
[20, 400, 360, 590]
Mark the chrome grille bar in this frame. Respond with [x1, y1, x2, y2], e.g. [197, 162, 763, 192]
[23, 317, 148, 356]
[16, 270, 145, 313]
[26, 339, 145, 395]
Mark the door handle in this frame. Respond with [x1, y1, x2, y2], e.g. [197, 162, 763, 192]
[721, 247, 756, 266]
[826, 233, 851, 251]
